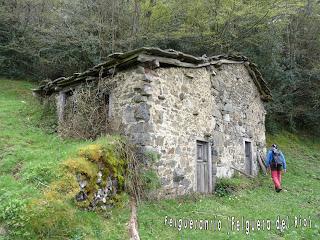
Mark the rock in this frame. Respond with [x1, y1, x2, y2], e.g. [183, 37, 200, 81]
[213, 132, 224, 146]
[211, 89, 219, 96]
[155, 136, 164, 146]
[181, 178, 191, 188]
[128, 122, 145, 133]
[155, 160, 164, 167]
[143, 73, 153, 83]
[181, 84, 189, 93]
[204, 132, 212, 137]
[112, 179, 118, 195]
[175, 146, 181, 154]
[75, 191, 88, 202]
[184, 99, 193, 108]
[246, 129, 254, 138]
[79, 180, 87, 189]
[161, 177, 170, 186]
[174, 102, 182, 109]
[133, 86, 143, 91]
[179, 93, 186, 100]
[184, 73, 194, 79]
[134, 103, 150, 121]
[211, 149, 218, 157]
[212, 108, 222, 118]
[133, 95, 147, 103]
[96, 171, 103, 184]
[133, 83, 152, 96]
[154, 111, 163, 124]
[224, 114, 230, 122]
[213, 62, 223, 70]
[132, 132, 152, 145]
[168, 148, 175, 154]
[210, 78, 220, 90]
[141, 84, 152, 96]
[135, 66, 145, 74]
[173, 167, 185, 183]
[123, 105, 135, 123]
[223, 103, 233, 113]
[77, 173, 88, 190]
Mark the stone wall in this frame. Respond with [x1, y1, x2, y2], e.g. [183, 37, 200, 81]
[211, 64, 266, 178]
[139, 64, 266, 196]
[147, 67, 216, 196]
[104, 66, 155, 147]
[58, 63, 267, 197]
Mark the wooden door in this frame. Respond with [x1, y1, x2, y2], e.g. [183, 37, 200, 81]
[196, 141, 210, 193]
[245, 141, 252, 175]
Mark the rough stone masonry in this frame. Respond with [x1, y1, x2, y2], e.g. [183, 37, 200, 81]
[34, 47, 271, 197]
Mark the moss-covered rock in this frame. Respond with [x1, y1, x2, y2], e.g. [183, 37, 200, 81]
[28, 136, 130, 215]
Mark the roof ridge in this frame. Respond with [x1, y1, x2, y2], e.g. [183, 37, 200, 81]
[33, 47, 271, 101]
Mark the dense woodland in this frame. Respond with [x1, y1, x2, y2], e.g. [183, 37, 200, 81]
[1, 0, 319, 135]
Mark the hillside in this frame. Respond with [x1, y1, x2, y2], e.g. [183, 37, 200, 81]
[0, 80, 130, 239]
[137, 133, 320, 239]
[0, 79, 319, 239]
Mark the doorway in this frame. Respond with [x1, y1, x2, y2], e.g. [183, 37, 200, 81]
[244, 141, 252, 175]
[196, 140, 212, 193]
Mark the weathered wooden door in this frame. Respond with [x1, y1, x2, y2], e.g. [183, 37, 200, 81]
[196, 141, 211, 193]
[245, 141, 252, 175]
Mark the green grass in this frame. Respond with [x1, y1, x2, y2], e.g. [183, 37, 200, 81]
[0, 79, 130, 239]
[0, 79, 319, 239]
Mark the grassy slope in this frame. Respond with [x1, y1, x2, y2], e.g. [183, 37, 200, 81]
[0, 80, 130, 239]
[0, 79, 319, 239]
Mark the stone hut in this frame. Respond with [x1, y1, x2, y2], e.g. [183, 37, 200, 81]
[34, 47, 271, 196]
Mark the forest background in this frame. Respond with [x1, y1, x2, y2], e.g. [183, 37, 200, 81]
[1, 0, 319, 135]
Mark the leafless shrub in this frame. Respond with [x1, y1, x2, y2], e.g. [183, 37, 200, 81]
[108, 138, 158, 203]
[123, 144, 145, 203]
[59, 80, 115, 139]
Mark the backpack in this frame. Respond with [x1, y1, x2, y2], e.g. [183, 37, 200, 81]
[271, 148, 283, 166]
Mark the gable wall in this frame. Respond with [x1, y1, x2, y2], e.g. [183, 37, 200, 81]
[144, 64, 266, 196]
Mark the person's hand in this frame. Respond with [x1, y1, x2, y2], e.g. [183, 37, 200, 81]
[283, 169, 286, 173]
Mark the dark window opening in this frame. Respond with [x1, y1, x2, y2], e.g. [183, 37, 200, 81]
[244, 141, 252, 175]
[103, 93, 111, 118]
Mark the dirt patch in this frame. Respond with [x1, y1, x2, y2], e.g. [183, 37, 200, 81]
[12, 162, 23, 180]
[0, 225, 7, 236]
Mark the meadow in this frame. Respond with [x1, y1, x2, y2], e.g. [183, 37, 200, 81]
[0, 79, 319, 239]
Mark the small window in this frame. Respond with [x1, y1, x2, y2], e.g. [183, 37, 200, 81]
[103, 93, 111, 118]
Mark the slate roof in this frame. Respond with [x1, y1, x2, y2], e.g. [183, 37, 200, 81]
[33, 47, 272, 101]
